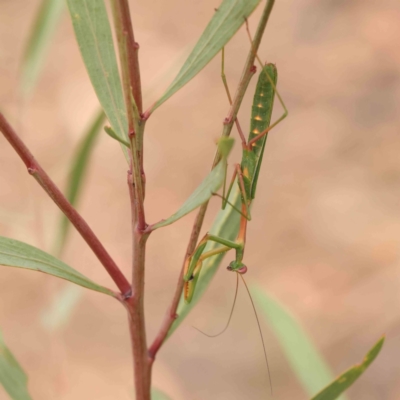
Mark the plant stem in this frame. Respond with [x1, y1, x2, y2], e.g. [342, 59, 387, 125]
[126, 170, 151, 399]
[150, 0, 276, 357]
[111, 0, 143, 115]
[111, 2, 151, 399]
[126, 227, 151, 400]
[0, 112, 131, 296]
[148, 206, 207, 359]
[111, 0, 146, 229]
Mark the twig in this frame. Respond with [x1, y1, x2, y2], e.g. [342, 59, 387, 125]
[111, 2, 151, 399]
[110, 0, 143, 115]
[111, 0, 146, 230]
[148, 206, 207, 359]
[150, 0, 276, 357]
[0, 112, 131, 296]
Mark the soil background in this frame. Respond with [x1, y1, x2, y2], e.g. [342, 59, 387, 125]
[1, 1, 400, 399]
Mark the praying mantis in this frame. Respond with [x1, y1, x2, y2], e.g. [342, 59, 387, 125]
[180, 54, 287, 392]
[183, 58, 287, 304]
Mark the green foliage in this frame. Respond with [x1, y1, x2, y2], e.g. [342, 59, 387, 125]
[251, 287, 347, 399]
[0, 236, 115, 296]
[53, 110, 105, 256]
[0, 330, 32, 400]
[151, 0, 262, 112]
[311, 337, 385, 400]
[253, 287, 384, 399]
[66, 0, 128, 155]
[153, 138, 234, 230]
[20, 0, 64, 96]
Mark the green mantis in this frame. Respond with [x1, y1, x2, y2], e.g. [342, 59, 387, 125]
[183, 61, 287, 303]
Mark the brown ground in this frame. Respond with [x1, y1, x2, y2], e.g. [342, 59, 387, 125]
[1, 0, 400, 399]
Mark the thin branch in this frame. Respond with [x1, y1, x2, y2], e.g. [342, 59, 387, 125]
[111, 3, 151, 399]
[127, 228, 151, 400]
[149, 203, 208, 359]
[111, 0, 142, 115]
[111, 0, 146, 230]
[0, 112, 131, 296]
[148, 265, 184, 360]
[127, 165, 151, 400]
[150, 0, 276, 357]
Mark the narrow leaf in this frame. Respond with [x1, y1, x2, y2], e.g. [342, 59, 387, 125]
[0, 330, 33, 400]
[53, 110, 105, 256]
[20, 0, 65, 97]
[168, 185, 242, 336]
[152, 138, 234, 230]
[151, 0, 261, 112]
[151, 388, 173, 400]
[311, 337, 385, 400]
[66, 0, 128, 151]
[251, 287, 347, 399]
[104, 126, 130, 148]
[0, 236, 115, 297]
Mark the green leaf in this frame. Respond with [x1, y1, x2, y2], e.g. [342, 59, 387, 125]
[20, 0, 65, 97]
[251, 287, 347, 399]
[311, 337, 385, 400]
[0, 236, 115, 297]
[104, 126, 130, 148]
[152, 138, 234, 230]
[151, 388, 172, 400]
[0, 330, 33, 400]
[53, 110, 105, 256]
[151, 0, 262, 112]
[168, 185, 242, 336]
[66, 0, 128, 154]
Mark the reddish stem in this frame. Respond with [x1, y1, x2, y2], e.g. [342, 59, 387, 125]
[111, 2, 150, 399]
[149, 202, 208, 358]
[111, 0, 146, 231]
[0, 112, 131, 296]
[113, 0, 143, 115]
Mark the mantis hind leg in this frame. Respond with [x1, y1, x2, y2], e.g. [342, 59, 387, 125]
[183, 231, 244, 303]
[184, 244, 231, 303]
[184, 232, 240, 279]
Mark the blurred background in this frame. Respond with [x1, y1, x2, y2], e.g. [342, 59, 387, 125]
[1, 0, 400, 399]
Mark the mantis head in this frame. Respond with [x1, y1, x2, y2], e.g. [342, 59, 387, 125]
[227, 261, 247, 274]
